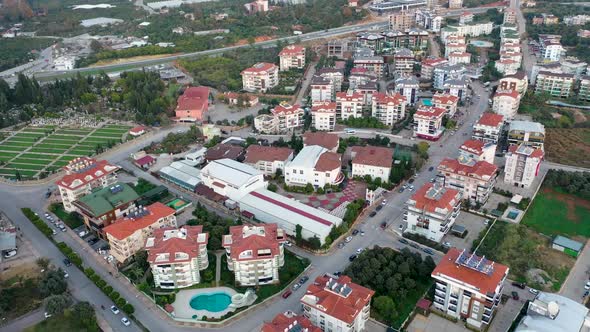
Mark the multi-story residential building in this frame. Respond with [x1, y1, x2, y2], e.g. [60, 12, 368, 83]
[404, 183, 462, 242]
[381, 28, 429, 49]
[301, 274, 375, 332]
[507, 120, 545, 150]
[310, 76, 334, 105]
[144, 225, 208, 289]
[449, 0, 462, 9]
[538, 35, 565, 61]
[514, 292, 590, 332]
[317, 68, 344, 92]
[201, 158, 267, 201]
[534, 71, 574, 98]
[351, 146, 394, 182]
[395, 76, 420, 105]
[500, 41, 521, 53]
[311, 102, 337, 131]
[356, 80, 378, 106]
[498, 71, 528, 95]
[495, 59, 520, 75]
[222, 224, 286, 286]
[579, 75, 590, 101]
[349, 69, 375, 90]
[445, 36, 467, 57]
[578, 29, 590, 38]
[560, 57, 588, 79]
[415, 9, 443, 32]
[244, 145, 294, 176]
[353, 56, 385, 77]
[440, 22, 493, 41]
[356, 32, 385, 52]
[460, 11, 474, 24]
[437, 156, 498, 204]
[371, 92, 407, 126]
[492, 89, 521, 120]
[459, 139, 496, 163]
[389, 10, 416, 30]
[564, 14, 590, 26]
[472, 113, 505, 144]
[303, 132, 340, 153]
[241, 62, 279, 92]
[432, 93, 459, 117]
[432, 248, 509, 328]
[504, 8, 517, 24]
[413, 106, 446, 140]
[393, 48, 415, 75]
[262, 312, 321, 332]
[448, 52, 471, 65]
[56, 157, 120, 212]
[336, 91, 364, 120]
[255, 103, 304, 134]
[433, 64, 466, 90]
[285, 145, 344, 188]
[530, 62, 562, 85]
[104, 202, 177, 263]
[443, 78, 469, 100]
[254, 114, 278, 134]
[504, 144, 544, 188]
[73, 183, 139, 239]
[421, 57, 448, 80]
[279, 45, 306, 71]
[543, 14, 559, 24]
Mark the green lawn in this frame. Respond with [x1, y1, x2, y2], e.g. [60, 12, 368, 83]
[11, 158, 52, 165]
[0, 169, 39, 177]
[49, 203, 84, 228]
[7, 137, 38, 143]
[6, 163, 46, 170]
[1, 141, 34, 147]
[0, 152, 18, 161]
[67, 149, 94, 156]
[24, 312, 99, 332]
[0, 146, 28, 152]
[29, 147, 69, 154]
[55, 130, 90, 136]
[522, 188, 590, 238]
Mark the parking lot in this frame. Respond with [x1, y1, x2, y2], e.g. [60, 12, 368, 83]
[488, 283, 536, 332]
[442, 212, 488, 251]
[0, 233, 42, 282]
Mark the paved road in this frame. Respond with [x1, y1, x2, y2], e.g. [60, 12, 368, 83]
[559, 239, 590, 303]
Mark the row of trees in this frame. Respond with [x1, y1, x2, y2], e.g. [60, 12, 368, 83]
[544, 170, 590, 200]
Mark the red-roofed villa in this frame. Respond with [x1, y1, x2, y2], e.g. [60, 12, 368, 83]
[175, 86, 211, 122]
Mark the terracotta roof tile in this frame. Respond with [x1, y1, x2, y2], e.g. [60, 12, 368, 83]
[438, 158, 498, 178]
[241, 62, 278, 74]
[104, 202, 176, 241]
[303, 132, 339, 151]
[494, 89, 520, 99]
[279, 45, 305, 56]
[271, 104, 303, 116]
[372, 92, 406, 105]
[315, 151, 341, 172]
[176, 87, 209, 112]
[476, 113, 504, 127]
[433, 93, 459, 105]
[351, 146, 394, 168]
[460, 139, 486, 155]
[56, 158, 120, 190]
[414, 106, 446, 119]
[145, 226, 208, 265]
[409, 183, 461, 214]
[244, 145, 293, 164]
[262, 312, 321, 332]
[311, 102, 337, 113]
[222, 224, 285, 261]
[205, 143, 244, 161]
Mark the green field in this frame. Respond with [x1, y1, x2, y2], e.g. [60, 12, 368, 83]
[522, 188, 590, 238]
[0, 146, 27, 152]
[19, 153, 57, 160]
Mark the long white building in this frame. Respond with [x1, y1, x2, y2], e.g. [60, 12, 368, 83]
[200, 158, 267, 202]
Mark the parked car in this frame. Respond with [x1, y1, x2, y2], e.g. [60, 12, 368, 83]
[428, 166, 434, 172]
[52, 229, 57, 235]
[284, 241, 293, 247]
[63, 272, 69, 279]
[63, 258, 72, 267]
[484, 219, 490, 226]
[292, 283, 301, 291]
[111, 306, 120, 314]
[423, 248, 434, 255]
[376, 205, 383, 211]
[430, 178, 436, 183]
[356, 248, 364, 254]
[585, 281, 590, 290]
[333, 271, 342, 277]
[299, 276, 309, 284]
[44, 312, 52, 319]
[282, 290, 292, 298]
[345, 236, 353, 243]
[352, 229, 360, 236]
[88, 238, 99, 245]
[78, 230, 87, 237]
[512, 282, 526, 289]
[410, 242, 420, 249]
[442, 241, 452, 248]
[380, 222, 387, 229]
[398, 238, 408, 245]
[121, 317, 131, 326]
[348, 254, 357, 262]
[337, 242, 345, 249]
[398, 188, 405, 193]
[3, 249, 17, 258]
[511, 291, 519, 300]
[360, 230, 365, 236]
[369, 211, 377, 217]
[583, 290, 589, 298]
[529, 288, 539, 296]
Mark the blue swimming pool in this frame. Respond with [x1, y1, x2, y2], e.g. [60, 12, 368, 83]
[422, 99, 432, 106]
[470, 40, 494, 48]
[189, 292, 232, 312]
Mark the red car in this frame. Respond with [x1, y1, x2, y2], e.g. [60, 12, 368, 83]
[282, 290, 292, 299]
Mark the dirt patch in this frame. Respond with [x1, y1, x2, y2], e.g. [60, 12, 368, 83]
[89, 53, 181, 67]
[545, 128, 590, 168]
[542, 187, 590, 223]
[0, 234, 42, 282]
[573, 109, 588, 123]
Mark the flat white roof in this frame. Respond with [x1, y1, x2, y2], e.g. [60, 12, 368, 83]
[516, 292, 590, 332]
[201, 158, 262, 188]
[509, 120, 545, 134]
[288, 145, 326, 169]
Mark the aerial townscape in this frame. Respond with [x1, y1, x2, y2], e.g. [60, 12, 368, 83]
[1, 0, 590, 331]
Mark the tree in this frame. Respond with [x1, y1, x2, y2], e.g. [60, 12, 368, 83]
[39, 269, 68, 297]
[373, 295, 396, 323]
[415, 142, 430, 159]
[295, 224, 303, 244]
[36, 257, 50, 270]
[71, 301, 97, 330]
[45, 294, 72, 315]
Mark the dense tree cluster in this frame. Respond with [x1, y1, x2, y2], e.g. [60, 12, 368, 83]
[338, 116, 388, 129]
[544, 170, 590, 200]
[0, 37, 57, 72]
[186, 202, 240, 250]
[114, 71, 169, 125]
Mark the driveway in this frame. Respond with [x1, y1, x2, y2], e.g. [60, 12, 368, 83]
[559, 239, 590, 302]
[407, 313, 468, 332]
[488, 283, 535, 332]
[441, 212, 488, 251]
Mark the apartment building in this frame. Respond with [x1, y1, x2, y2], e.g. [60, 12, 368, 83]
[413, 106, 446, 140]
[492, 89, 521, 120]
[579, 75, 590, 101]
[310, 76, 334, 105]
[458, 139, 496, 163]
[498, 71, 528, 95]
[285, 145, 344, 188]
[440, 22, 493, 41]
[356, 80, 378, 106]
[433, 64, 466, 90]
[395, 76, 420, 105]
[534, 71, 574, 98]
[381, 28, 429, 49]
[145, 226, 209, 289]
[539, 35, 565, 61]
[433, 93, 459, 117]
[507, 120, 545, 150]
[561, 57, 588, 79]
[222, 224, 286, 286]
[449, 0, 462, 9]
[421, 57, 448, 80]
[504, 8, 516, 24]
[244, 145, 294, 176]
[104, 202, 177, 263]
[504, 144, 544, 188]
[448, 52, 471, 65]
[241, 62, 280, 92]
[311, 102, 337, 131]
[351, 146, 394, 182]
[301, 274, 375, 332]
[56, 157, 120, 212]
[472, 113, 505, 144]
[389, 10, 416, 30]
[415, 9, 443, 32]
[262, 312, 321, 332]
[404, 183, 462, 242]
[393, 48, 415, 75]
[254, 103, 304, 134]
[445, 37, 467, 57]
[530, 62, 562, 85]
[495, 58, 520, 75]
[371, 92, 407, 126]
[437, 157, 498, 205]
[460, 11, 474, 24]
[317, 68, 344, 92]
[279, 45, 306, 71]
[353, 57, 385, 77]
[336, 91, 364, 120]
[432, 248, 509, 328]
[443, 78, 469, 101]
[564, 14, 590, 26]
[356, 32, 384, 52]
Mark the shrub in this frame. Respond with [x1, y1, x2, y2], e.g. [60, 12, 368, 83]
[110, 291, 120, 302]
[96, 279, 107, 288]
[103, 285, 113, 294]
[84, 268, 95, 277]
[116, 298, 127, 308]
[122, 303, 135, 314]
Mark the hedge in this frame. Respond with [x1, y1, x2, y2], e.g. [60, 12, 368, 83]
[21, 208, 53, 237]
[122, 303, 135, 314]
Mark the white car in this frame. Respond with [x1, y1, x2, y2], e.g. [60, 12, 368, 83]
[121, 317, 131, 326]
[111, 306, 120, 314]
[584, 282, 590, 290]
[44, 312, 52, 319]
[345, 236, 353, 243]
[284, 241, 293, 247]
[356, 248, 364, 254]
[3, 249, 17, 258]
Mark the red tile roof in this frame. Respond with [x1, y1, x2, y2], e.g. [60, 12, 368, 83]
[448, 52, 470, 57]
[244, 145, 293, 164]
[145, 226, 209, 265]
[351, 146, 394, 168]
[104, 202, 176, 241]
[241, 62, 278, 74]
[460, 139, 486, 155]
[409, 183, 461, 214]
[372, 92, 406, 105]
[476, 113, 504, 127]
[432, 248, 509, 295]
[303, 132, 339, 151]
[129, 126, 145, 134]
[176, 86, 209, 112]
[301, 275, 375, 324]
[508, 144, 544, 158]
[414, 106, 446, 119]
[222, 224, 285, 261]
[57, 158, 119, 190]
[205, 143, 244, 161]
[438, 158, 498, 178]
[271, 103, 303, 116]
[134, 155, 155, 166]
[311, 102, 337, 113]
[279, 45, 305, 56]
[433, 93, 459, 105]
[262, 312, 321, 332]
[350, 67, 368, 74]
[422, 58, 447, 66]
[494, 89, 520, 99]
[336, 91, 364, 101]
[315, 151, 341, 172]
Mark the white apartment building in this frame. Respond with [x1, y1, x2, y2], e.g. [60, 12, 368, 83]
[413, 106, 446, 140]
[437, 156, 498, 204]
[472, 113, 505, 144]
[539, 35, 565, 61]
[278, 45, 306, 71]
[395, 76, 420, 105]
[504, 144, 544, 188]
[448, 52, 471, 65]
[445, 37, 467, 57]
[254, 103, 304, 134]
[254, 114, 279, 134]
[104, 203, 177, 264]
[534, 71, 574, 98]
[301, 274, 374, 332]
[243, 145, 294, 176]
[449, 0, 462, 9]
[351, 146, 394, 182]
[504, 8, 517, 24]
[285, 145, 344, 188]
[311, 102, 337, 131]
[458, 139, 496, 163]
[580, 76, 590, 101]
[404, 183, 462, 242]
[54, 56, 76, 71]
[310, 75, 334, 105]
[200, 158, 267, 201]
[222, 224, 286, 286]
[336, 91, 364, 120]
[507, 120, 545, 150]
[393, 48, 415, 75]
[317, 68, 344, 92]
[564, 14, 590, 26]
[421, 57, 448, 80]
[432, 248, 509, 328]
[56, 157, 120, 212]
[492, 89, 521, 119]
[495, 59, 520, 75]
[145, 226, 209, 289]
[441, 22, 493, 41]
[443, 78, 469, 100]
[560, 57, 588, 79]
[498, 71, 528, 95]
[460, 12, 474, 24]
[241, 62, 279, 92]
[371, 92, 407, 126]
[433, 64, 465, 90]
[432, 93, 459, 117]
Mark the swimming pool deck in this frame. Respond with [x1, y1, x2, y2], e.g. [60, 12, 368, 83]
[172, 287, 238, 320]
